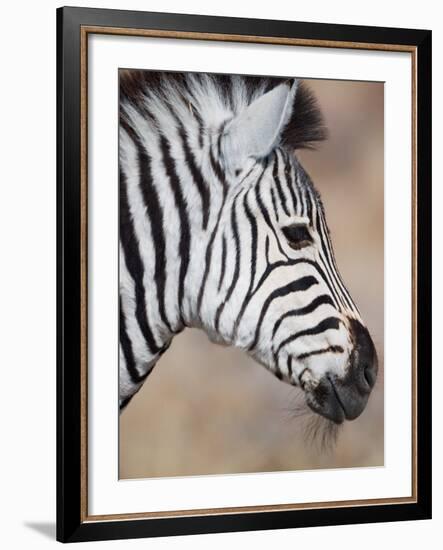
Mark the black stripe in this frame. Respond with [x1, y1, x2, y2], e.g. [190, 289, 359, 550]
[315, 206, 348, 311]
[119, 166, 162, 354]
[297, 345, 344, 361]
[300, 185, 308, 218]
[174, 76, 205, 150]
[249, 275, 318, 351]
[159, 134, 191, 321]
[252, 257, 336, 306]
[311, 199, 346, 308]
[119, 297, 151, 384]
[174, 118, 211, 230]
[238, 164, 257, 186]
[119, 395, 133, 411]
[243, 190, 258, 290]
[287, 356, 293, 378]
[265, 235, 271, 263]
[119, 339, 170, 413]
[197, 198, 226, 316]
[230, 164, 278, 336]
[237, 256, 338, 335]
[255, 167, 290, 261]
[273, 152, 290, 217]
[214, 190, 243, 331]
[272, 294, 335, 338]
[222, 75, 235, 112]
[275, 316, 341, 356]
[283, 151, 299, 213]
[231, 190, 259, 337]
[120, 120, 173, 335]
[270, 187, 279, 221]
[319, 212, 358, 313]
[305, 187, 313, 223]
[209, 145, 228, 194]
[194, 121, 229, 317]
[193, 109, 205, 149]
[218, 234, 227, 292]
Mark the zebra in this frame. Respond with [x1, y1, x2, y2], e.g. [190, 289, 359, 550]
[119, 70, 378, 427]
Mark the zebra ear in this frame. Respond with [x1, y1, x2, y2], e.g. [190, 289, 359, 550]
[222, 80, 297, 173]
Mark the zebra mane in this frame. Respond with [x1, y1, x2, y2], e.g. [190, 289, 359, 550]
[119, 70, 327, 150]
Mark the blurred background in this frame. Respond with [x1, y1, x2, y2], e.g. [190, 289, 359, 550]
[119, 77, 384, 479]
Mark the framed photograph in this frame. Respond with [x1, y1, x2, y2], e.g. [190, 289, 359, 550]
[57, 6, 432, 543]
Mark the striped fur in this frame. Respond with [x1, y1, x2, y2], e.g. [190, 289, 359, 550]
[118, 71, 373, 423]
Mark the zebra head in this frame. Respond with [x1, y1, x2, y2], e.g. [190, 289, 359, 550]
[197, 79, 378, 425]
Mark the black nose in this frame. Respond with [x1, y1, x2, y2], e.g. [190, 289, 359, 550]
[305, 320, 378, 424]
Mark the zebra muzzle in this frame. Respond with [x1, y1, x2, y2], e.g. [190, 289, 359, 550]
[304, 320, 378, 424]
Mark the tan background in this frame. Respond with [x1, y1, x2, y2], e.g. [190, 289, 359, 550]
[119, 77, 384, 479]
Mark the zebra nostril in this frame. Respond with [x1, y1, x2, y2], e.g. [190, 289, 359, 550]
[348, 319, 378, 393]
[363, 361, 377, 389]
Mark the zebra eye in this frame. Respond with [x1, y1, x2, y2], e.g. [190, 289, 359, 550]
[282, 224, 312, 250]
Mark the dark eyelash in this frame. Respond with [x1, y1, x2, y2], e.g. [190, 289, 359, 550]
[282, 224, 312, 250]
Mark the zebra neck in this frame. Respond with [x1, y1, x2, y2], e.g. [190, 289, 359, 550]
[119, 89, 231, 376]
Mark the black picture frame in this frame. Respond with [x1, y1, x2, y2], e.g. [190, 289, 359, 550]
[57, 6, 432, 543]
